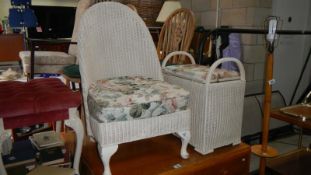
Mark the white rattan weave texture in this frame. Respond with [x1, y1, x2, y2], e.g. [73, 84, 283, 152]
[163, 57, 246, 154]
[77, 2, 191, 175]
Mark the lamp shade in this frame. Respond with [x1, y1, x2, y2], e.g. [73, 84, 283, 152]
[156, 1, 181, 23]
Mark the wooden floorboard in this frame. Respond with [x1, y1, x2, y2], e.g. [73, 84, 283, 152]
[65, 132, 250, 175]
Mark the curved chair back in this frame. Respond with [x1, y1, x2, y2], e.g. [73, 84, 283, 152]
[69, 1, 137, 58]
[68, 0, 95, 58]
[157, 8, 195, 64]
[77, 2, 163, 136]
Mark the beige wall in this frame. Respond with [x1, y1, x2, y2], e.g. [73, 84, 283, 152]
[181, 0, 273, 95]
[0, 0, 11, 20]
[0, 0, 78, 20]
[181, 0, 310, 102]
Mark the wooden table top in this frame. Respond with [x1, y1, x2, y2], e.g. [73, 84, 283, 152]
[268, 106, 311, 175]
[270, 107, 311, 129]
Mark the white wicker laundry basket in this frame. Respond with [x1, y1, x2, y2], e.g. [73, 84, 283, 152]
[162, 52, 246, 155]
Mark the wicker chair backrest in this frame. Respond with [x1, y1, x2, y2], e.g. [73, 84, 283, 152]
[78, 2, 163, 91]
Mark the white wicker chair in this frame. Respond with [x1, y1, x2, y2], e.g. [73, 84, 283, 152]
[77, 2, 191, 175]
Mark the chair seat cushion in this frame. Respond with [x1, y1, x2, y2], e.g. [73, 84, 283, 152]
[87, 76, 189, 123]
[19, 51, 76, 65]
[163, 64, 240, 83]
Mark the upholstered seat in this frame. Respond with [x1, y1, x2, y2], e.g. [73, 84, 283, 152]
[87, 76, 189, 123]
[19, 51, 76, 75]
[0, 78, 84, 175]
[0, 78, 81, 128]
[162, 64, 240, 83]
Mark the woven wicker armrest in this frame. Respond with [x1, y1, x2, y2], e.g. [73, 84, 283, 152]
[162, 51, 245, 84]
[161, 51, 196, 68]
[206, 57, 245, 84]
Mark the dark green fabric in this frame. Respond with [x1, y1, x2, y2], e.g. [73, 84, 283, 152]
[63, 64, 80, 78]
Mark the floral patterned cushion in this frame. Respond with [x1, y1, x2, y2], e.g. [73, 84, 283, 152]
[163, 64, 240, 83]
[87, 76, 189, 123]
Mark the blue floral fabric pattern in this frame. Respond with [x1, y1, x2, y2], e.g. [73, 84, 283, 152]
[88, 76, 189, 123]
[163, 64, 240, 83]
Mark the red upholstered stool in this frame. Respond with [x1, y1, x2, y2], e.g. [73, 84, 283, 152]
[0, 78, 84, 175]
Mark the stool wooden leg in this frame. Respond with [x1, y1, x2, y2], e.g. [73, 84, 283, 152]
[55, 121, 62, 133]
[298, 128, 303, 148]
[0, 119, 8, 175]
[71, 82, 76, 91]
[65, 108, 84, 175]
[64, 78, 70, 87]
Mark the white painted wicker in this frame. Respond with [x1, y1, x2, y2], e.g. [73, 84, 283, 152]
[77, 2, 191, 175]
[163, 52, 246, 155]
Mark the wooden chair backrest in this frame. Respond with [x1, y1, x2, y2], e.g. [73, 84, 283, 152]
[157, 8, 195, 64]
[126, 3, 137, 12]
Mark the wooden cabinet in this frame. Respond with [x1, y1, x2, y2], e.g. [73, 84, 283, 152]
[33, 42, 70, 53]
[267, 148, 311, 175]
[266, 108, 311, 174]
[0, 34, 25, 62]
[68, 134, 250, 175]
[195, 146, 250, 175]
[162, 141, 250, 175]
